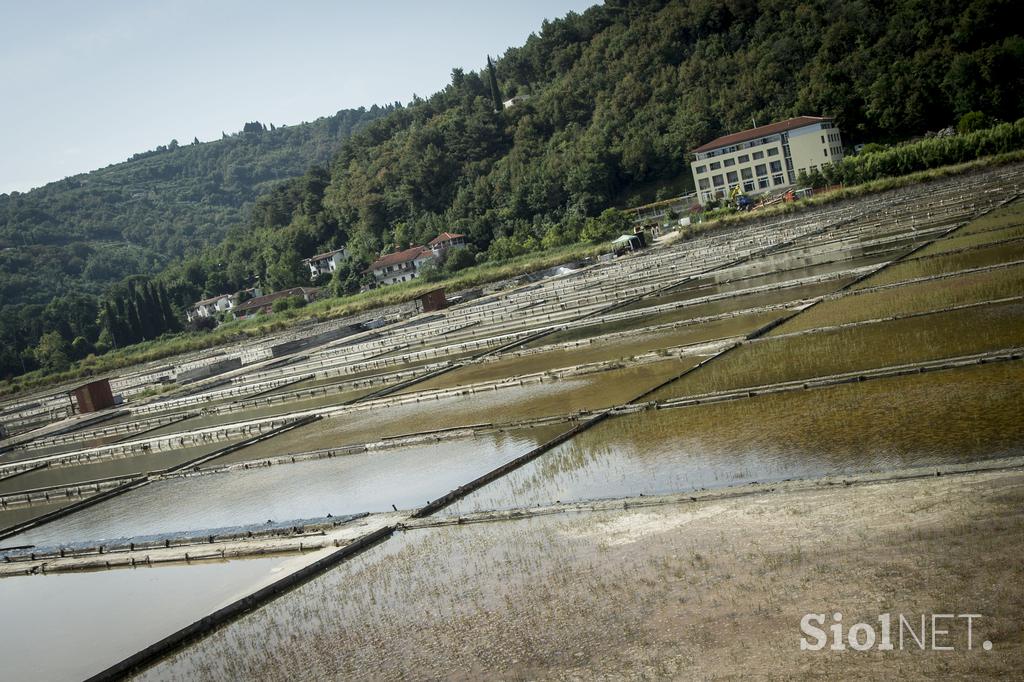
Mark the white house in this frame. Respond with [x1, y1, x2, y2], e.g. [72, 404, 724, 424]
[187, 294, 233, 322]
[502, 95, 531, 109]
[427, 232, 467, 258]
[365, 245, 435, 287]
[302, 247, 348, 280]
[690, 116, 845, 205]
[187, 287, 263, 322]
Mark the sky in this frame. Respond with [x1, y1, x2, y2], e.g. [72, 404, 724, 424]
[0, 0, 597, 195]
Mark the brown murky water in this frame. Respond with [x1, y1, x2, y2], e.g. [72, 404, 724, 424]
[959, 198, 1024, 234]
[445, 360, 1024, 512]
[535, 278, 851, 348]
[650, 299, 1024, 399]
[407, 312, 773, 393]
[8, 426, 566, 546]
[230, 358, 696, 462]
[914, 223, 1024, 257]
[138, 386, 382, 437]
[0, 440, 238, 495]
[852, 240, 1024, 289]
[775, 263, 1024, 334]
[0, 499, 69, 530]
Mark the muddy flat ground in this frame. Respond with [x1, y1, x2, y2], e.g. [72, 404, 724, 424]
[143, 467, 1024, 680]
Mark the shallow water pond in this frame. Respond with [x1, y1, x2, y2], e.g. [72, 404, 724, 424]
[0, 440, 238, 495]
[231, 358, 696, 461]
[775, 263, 1024, 334]
[408, 312, 773, 393]
[852, 240, 1024, 289]
[446, 360, 1024, 512]
[8, 426, 566, 546]
[0, 554, 306, 681]
[650, 299, 1024, 399]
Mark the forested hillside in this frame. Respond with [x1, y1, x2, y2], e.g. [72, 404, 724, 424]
[179, 0, 1022, 294]
[3, 0, 1022, 381]
[0, 106, 387, 307]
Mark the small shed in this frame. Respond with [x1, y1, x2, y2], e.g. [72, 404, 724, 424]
[70, 379, 115, 414]
[419, 288, 448, 313]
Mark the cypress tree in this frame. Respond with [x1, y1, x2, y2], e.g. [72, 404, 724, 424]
[487, 56, 503, 112]
[157, 283, 180, 332]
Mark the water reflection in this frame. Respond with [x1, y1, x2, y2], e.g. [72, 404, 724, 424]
[9, 426, 566, 546]
[447, 361, 1024, 513]
[0, 555, 299, 682]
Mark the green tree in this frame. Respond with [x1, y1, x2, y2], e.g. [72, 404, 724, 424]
[487, 56, 504, 112]
[34, 331, 71, 373]
[266, 248, 308, 290]
[957, 111, 992, 134]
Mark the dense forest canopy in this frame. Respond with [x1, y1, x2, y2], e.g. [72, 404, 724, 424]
[2, 0, 1022, 381]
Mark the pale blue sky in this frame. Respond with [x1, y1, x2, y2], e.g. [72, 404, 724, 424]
[0, 0, 596, 194]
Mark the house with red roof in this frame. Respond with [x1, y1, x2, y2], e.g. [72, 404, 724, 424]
[690, 116, 845, 205]
[427, 232, 467, 257]
[365, 245, 435, 287]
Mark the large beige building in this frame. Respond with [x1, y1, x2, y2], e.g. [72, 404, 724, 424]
[690, 116, 844, 205]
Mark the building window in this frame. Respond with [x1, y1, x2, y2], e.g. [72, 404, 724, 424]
[726, 171, 738, 183]
[695, 165, 706, 174]
[741, 168, 752, 180]
[758, 178, 770, 189]
[710, 161, 721, 170]
[743, 180, 755, 192]
[798, 168, 806, 175]
[724, 158, 735, 167]
[738, 154, 749, 163]
[821, 135, 825, 143]
[753, 150, 764, 160]
[698, 178, 710, 190]
[824, 148, 829, 157]
[772, 174, 784, 185]
[712, 174, 725, 187]
[769, 160, 782, 173]
[755, 163, 767, 176]
[767, 147, 779, 156]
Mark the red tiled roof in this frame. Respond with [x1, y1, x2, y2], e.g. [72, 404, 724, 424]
[692, 116, 831, 154]
[366, 245, 431, 272]
[428, 232, 466, 247]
